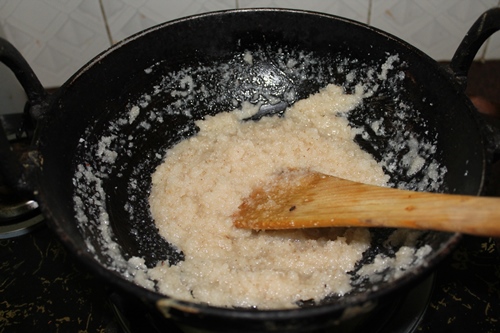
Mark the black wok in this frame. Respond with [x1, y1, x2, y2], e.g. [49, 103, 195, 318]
[1, 8, 500, 333]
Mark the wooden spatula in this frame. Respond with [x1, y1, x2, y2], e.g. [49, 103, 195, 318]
[232, 170, 500, 237]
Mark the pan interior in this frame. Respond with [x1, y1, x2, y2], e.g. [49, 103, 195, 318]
[72, 47, 448, 303]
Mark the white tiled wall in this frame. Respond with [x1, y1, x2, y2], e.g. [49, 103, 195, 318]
[370, 0, 499, 60]
[1, 0, 500, 89]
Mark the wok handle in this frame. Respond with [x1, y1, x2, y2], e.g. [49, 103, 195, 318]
[450, 8, 500, 166]
[0, 37, 49, 193]
[450, 7, 500, 87]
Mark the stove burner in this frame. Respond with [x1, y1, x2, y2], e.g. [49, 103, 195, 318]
[0, 113, 44, 238]
[0, 192, 43, 238]
[109, 275, 433, 333]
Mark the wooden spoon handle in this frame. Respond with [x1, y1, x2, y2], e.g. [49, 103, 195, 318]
[233, 172, 500, 237]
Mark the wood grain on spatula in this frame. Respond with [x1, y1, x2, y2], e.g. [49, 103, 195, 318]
[232, 170, 500, 237]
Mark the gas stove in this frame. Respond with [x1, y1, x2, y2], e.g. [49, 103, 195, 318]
[1, 61, 499, 332]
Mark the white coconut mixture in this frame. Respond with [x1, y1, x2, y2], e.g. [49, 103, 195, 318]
[147, 84, 390, 309]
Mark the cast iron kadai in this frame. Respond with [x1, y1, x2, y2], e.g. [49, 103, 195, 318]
[1, 8, 500, 333]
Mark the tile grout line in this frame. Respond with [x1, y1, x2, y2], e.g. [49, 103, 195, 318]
[98, 0, 114, 47]
[367, 0, 372, 26]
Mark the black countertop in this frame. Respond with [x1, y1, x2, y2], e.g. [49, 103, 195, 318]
[1, 61, 500, 332]
[0, 227, 118, 332]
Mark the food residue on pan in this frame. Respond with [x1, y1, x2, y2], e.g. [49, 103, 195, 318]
[72, 49, 445, 310]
